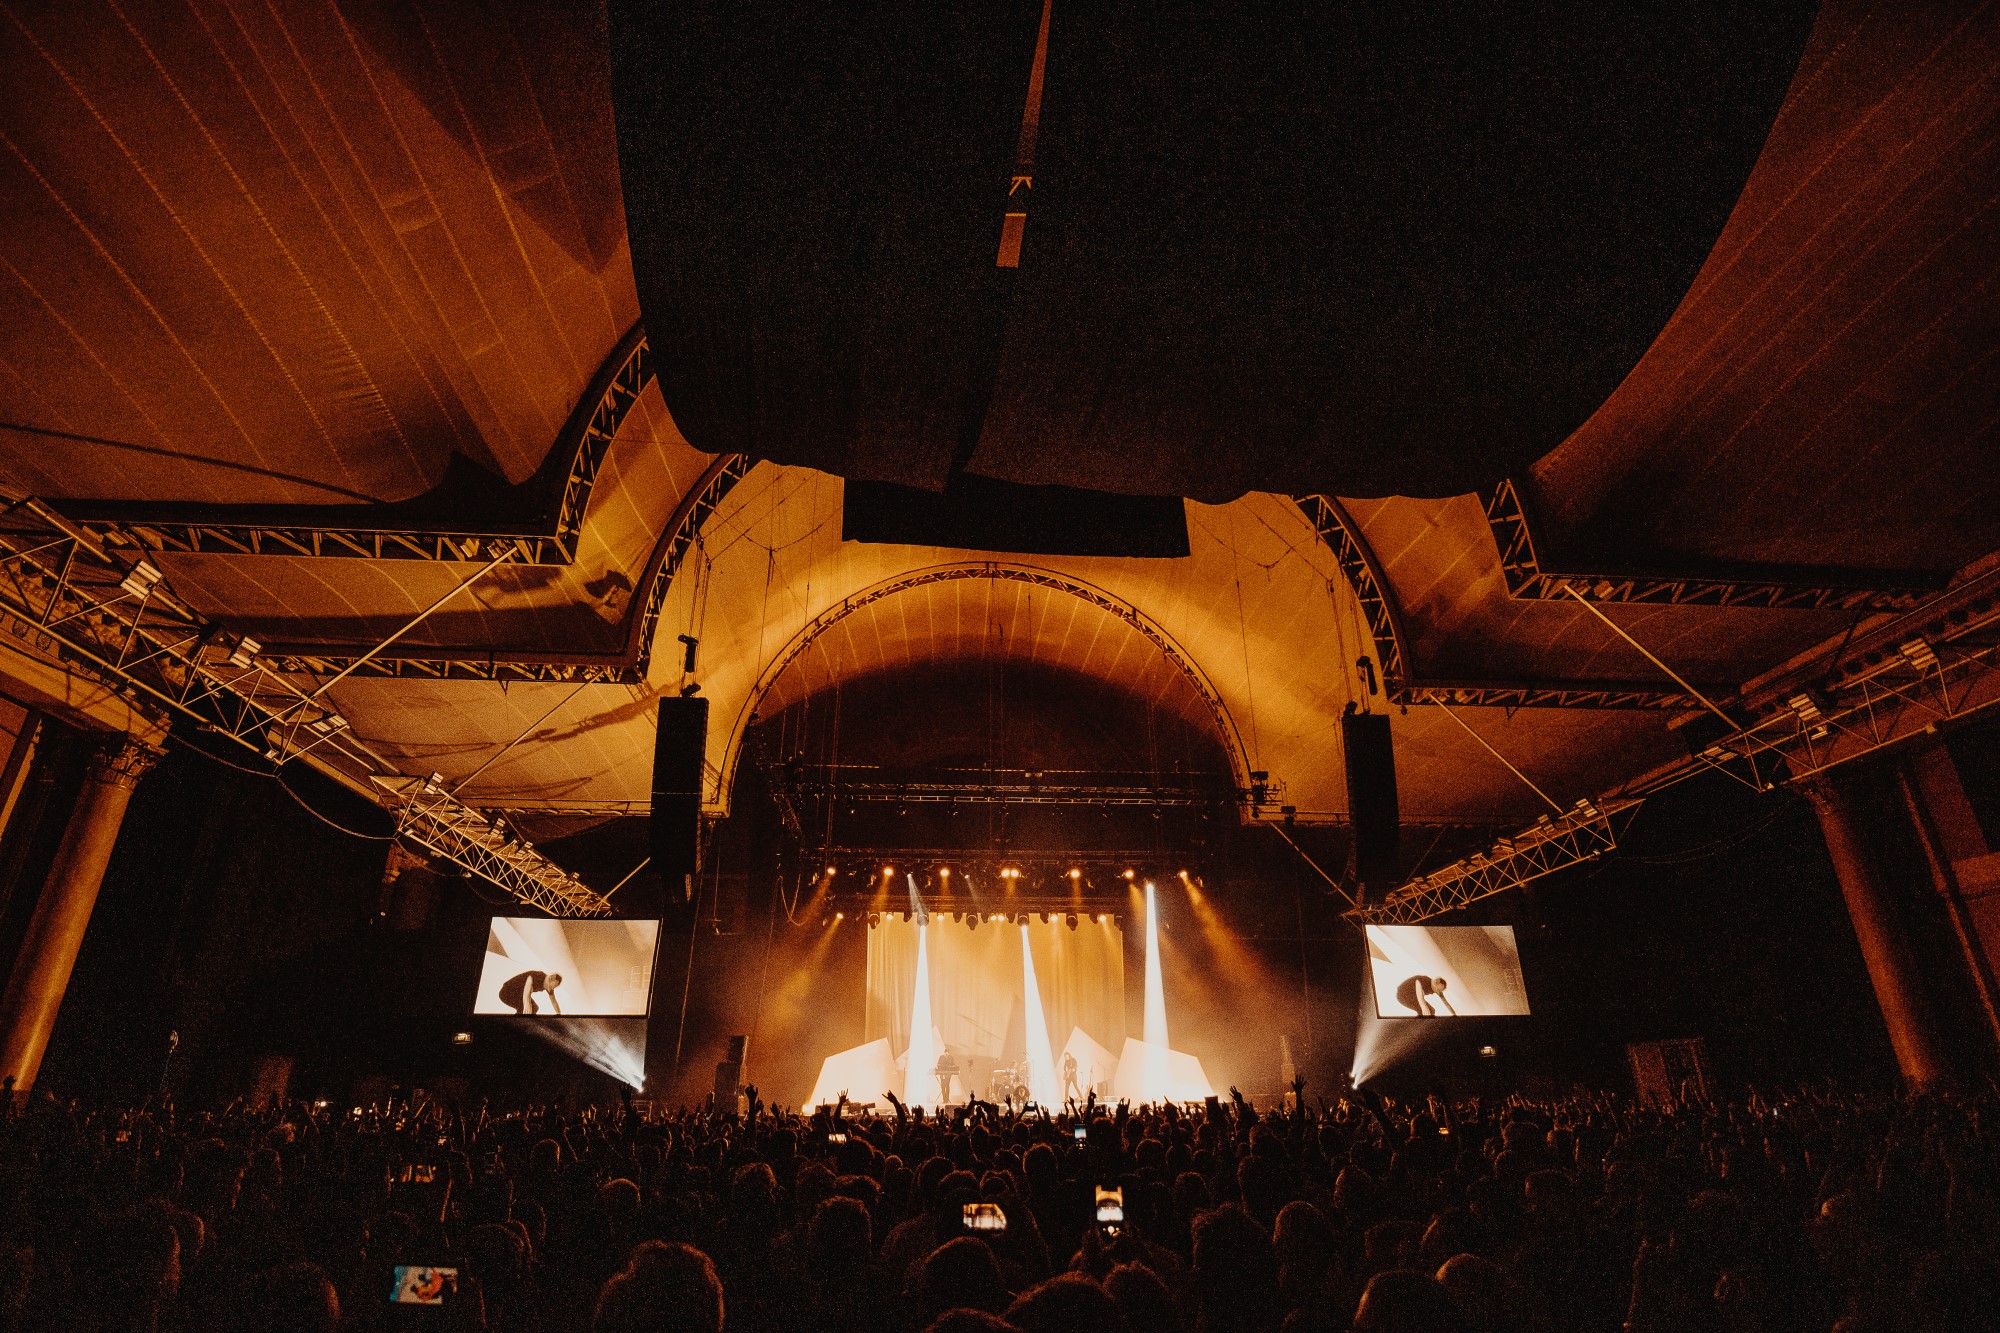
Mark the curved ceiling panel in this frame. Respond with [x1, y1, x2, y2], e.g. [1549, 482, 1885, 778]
[1528, 1, 2000, 576]
[1342, 494, 1863, 687]
[754, 571, 1223, 739]
[0, 0, 635, 505]
[613, 0, 1813, 500]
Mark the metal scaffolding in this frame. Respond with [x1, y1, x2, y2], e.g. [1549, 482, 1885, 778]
[0, 496, 611, 917]
[1349, 798, 1634, 924]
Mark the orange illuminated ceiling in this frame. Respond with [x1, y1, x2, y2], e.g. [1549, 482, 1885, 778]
[0, 1, 1994, 841]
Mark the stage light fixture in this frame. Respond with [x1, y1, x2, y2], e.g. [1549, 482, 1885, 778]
[826, 866, 837, 876]
[1900, 637, 1940, 672]
[1122, 869, 1136, 880]
[834, 911, 844, 922]
[940, 867, 951, 879]
[119, 559, 163, 599]
[881, 866, 895, 879]
[866, 912, 881, 928]
[1068, 868, 1081, 879]
[452, 1032, 473, 1046]
[989, 913, 1004, 923]
[1097, 913, 1110, 924]
[1066, 914, 1079, 931]
[227, 635, 260, 668]
[967, 914, 979, 932]
[1478, 1045, 1498, 1058]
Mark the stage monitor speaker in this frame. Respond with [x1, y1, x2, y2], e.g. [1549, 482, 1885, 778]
[713, 1061, 741, 1101]
[653, 696, 708, 902]
[1341, 709, 1400, 902]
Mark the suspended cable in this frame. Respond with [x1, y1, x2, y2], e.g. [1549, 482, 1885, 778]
[173, 735, 393, 841]
[1434, 702, 1566, 815]
[451, 683, 588, 796]
[304, 548, 516, 702]
[601, 855, 653, 901]
[1561, 586, 1737, 728]
[1271, 823, 1354, 907]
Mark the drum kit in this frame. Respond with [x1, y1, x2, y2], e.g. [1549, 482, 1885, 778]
[988, 1061, 1031, 1103]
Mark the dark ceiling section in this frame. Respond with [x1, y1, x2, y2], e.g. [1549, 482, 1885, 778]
[1528, 3, 2000, 579]
[611, 1, 1813, 504]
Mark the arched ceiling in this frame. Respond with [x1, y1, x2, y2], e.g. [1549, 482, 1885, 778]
[751, 570, 1229, 751]
[0, 0, 631, 504]
[0, 0, 1994, 897]
[311, 476, 1682, 828]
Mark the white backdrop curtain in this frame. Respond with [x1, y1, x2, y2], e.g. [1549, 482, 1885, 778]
[866, 917, 1124, 1066]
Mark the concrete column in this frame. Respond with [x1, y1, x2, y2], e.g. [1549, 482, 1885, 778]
[1900, 747, 2000, 1058]
[0, 735, 161, 1089]
[1803, 778, 1950, 1089]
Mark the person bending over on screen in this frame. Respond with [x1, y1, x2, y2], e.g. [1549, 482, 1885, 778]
[499, 969, 563, 1015]
[1394, 974, 1454, 1017]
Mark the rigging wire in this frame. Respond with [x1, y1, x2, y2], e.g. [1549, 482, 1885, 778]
[173, 734, 394, 841]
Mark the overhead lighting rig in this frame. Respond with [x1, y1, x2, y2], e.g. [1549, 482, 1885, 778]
[1351, 797, 1635, 925]
[0, 494, 611, 917]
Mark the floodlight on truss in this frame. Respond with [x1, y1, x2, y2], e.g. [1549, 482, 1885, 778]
[1351, 797, 1635, 925]
[0, 496, 611, 917]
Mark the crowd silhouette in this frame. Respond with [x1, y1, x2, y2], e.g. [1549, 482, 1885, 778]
[0, 1077, 1993, 1333]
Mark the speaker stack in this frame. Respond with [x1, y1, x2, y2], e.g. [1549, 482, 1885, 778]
[652, 696, 708, 908]
[1341, 708, 1401, 904]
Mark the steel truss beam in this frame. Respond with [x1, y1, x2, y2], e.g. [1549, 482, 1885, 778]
[1486, 478, 1940, 611]
[1350, 798, 1636, 924]
[1293, 494, 1691, 709]
[816, 847, 1192, 871]
[65, 326, 656, 567]
[1644, 570, 2000, 793]
[0, 502, 610, 916]
[253, 451, 754, 685]
[777, 778, 1237, 807]
[1366, 567, 2000, 924]
[819, 896, 1128, 919]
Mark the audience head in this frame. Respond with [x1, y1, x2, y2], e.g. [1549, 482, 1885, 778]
[595, 1241, 724, 1333]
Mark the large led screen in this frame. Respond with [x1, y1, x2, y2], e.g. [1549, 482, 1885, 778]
[473, 918, 661, 1017]
[1365, 924, 1530, 1018]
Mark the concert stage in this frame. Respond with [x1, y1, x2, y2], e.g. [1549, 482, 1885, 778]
[804, 902, 1214, 1110]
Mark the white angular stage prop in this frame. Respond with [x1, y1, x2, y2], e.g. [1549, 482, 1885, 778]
[1060, 1027, 1118, 1098]
[807, 1039, 899, 1111]
[1108, 1037, 1214, 1104]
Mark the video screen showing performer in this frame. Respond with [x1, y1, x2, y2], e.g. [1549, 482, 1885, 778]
[473, 918, 661, 1017]
[1365, 924, 1530, 1018]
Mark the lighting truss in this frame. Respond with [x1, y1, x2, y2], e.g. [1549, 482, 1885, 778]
[1486, 478, 1939, 612]
[0, 499, 611, 917]
[63, 326, 660, 567]
[1350, 798, 1636, 925]
[774, 778, 1237, 807]
[1363, 566, 2000, 924]
[384, 777, 611, 917]
[1294, 493, 1688, 709]
[247, 451, 755, 686]
[1650, 641, 2000, 794]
